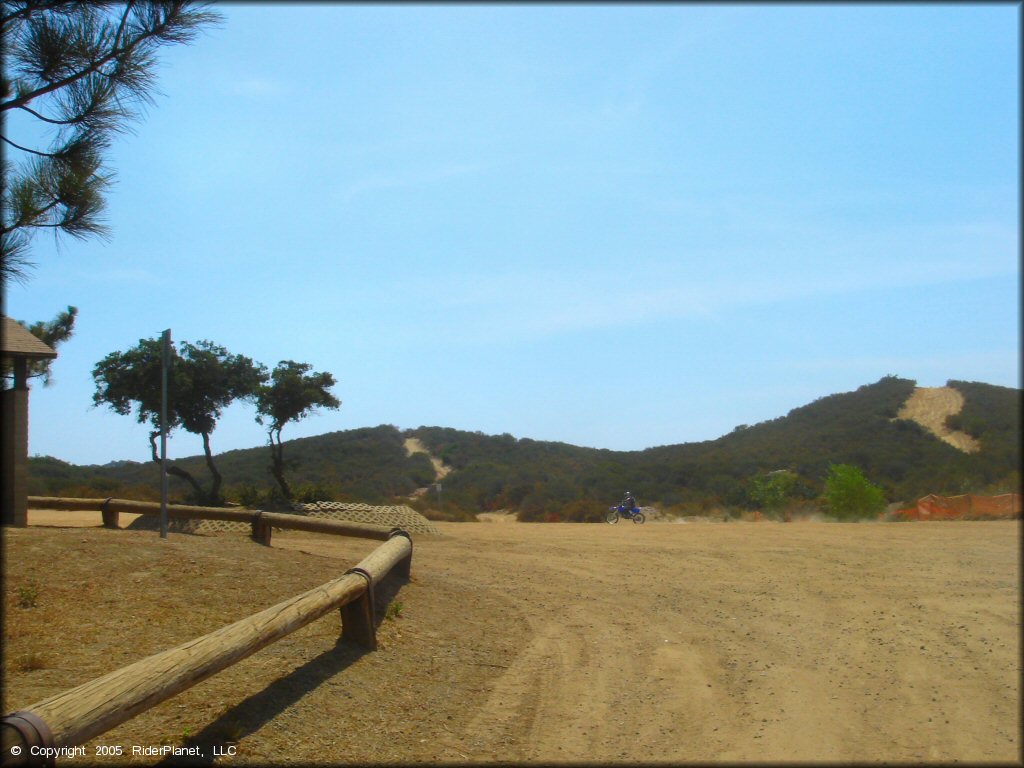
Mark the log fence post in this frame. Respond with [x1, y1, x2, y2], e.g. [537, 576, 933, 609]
[100, 498, 117, 529]
[1, 710, 54, 767]
[339, 567, 376, 650]
[388, 528, 413, 579]
[250, 511, 272, 546]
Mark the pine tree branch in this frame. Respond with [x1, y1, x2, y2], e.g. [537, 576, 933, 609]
[0, 1, 73, 31]
[13, 197, 63, 227]
[16, 101, 78, 125]
[1, 4, 187, 113]
[113, 0, 135, 51]
[2, 2, 220, 286]
[2, 41, 132, 113]
[16, 221, 71, 230]
[1, 133, 64, 156]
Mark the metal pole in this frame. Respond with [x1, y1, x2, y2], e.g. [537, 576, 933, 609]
[160, 329, 171, 539]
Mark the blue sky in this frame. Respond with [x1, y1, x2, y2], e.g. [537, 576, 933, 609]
[5, 3, 1020, 466]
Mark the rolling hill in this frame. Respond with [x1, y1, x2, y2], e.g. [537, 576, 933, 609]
[28, 376, 1020, 519]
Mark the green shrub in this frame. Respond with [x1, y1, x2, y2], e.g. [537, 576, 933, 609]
[17, 583, 39, 608]
[824, 464, 887, 520]
[291, 482, 336, 504]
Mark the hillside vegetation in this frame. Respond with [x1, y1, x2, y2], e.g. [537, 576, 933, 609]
[29, 377, 1020, 520]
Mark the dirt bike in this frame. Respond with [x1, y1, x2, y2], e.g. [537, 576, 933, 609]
[605, 505, 645, 524]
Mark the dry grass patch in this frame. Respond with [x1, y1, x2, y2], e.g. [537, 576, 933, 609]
[2, 525, 528, 764]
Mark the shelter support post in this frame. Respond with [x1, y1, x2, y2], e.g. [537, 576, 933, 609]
[1, 360, 29, 527]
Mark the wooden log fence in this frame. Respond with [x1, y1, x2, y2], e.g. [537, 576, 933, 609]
[26, 496, 398, 543]
[1, 530, 413, 766]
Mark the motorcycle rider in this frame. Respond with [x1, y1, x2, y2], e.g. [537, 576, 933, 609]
[622, 490, 637, 513]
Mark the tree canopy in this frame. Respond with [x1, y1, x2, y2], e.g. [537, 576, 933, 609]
[92, 335, 175, 441]
[1, 1, 220, 285]
[92, 336, 265, 503]
[747, 469, 798, 517]
[173, 340, 266, 502]
[255, 360, 341, 501]
[2, 304, 77, 387]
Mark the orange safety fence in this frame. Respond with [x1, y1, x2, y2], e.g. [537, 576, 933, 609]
[891, 493, 1022, 521]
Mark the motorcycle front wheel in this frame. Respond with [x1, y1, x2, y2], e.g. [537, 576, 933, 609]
[605, 510, 620, 524]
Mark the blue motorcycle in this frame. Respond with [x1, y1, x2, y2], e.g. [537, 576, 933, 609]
[605, 504, 645, 524]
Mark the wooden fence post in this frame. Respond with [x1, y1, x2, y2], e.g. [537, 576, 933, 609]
[1, 710, 53, 766]
[388, 528, 413, 579]
[100, 498, 118, 529]
[250, 512, 272, 546]
[339, 567, 376, 650]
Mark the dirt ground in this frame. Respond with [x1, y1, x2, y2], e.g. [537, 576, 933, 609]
[3, 511, 1020, 764]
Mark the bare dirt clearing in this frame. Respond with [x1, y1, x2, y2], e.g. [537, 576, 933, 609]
[896, 386, 980, 453]
[4, 513, 1020, 764]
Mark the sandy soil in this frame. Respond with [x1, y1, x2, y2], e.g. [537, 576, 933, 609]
[4, 513, 1020, 764]
[896, 387, 981, 453]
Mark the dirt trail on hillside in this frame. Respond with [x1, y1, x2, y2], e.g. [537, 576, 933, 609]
[7, 515, 1020, 764]
[403, 437, 451, 481]
[896, 386, 980, 453]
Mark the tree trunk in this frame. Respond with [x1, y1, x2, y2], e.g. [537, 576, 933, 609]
[148, 430, 205, 499]
[268, 428, 292, 500]
[201, 431, 223, 504]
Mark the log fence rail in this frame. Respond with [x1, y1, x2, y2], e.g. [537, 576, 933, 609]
[3, 499, 415, 766]
[25, 496, 398, 544]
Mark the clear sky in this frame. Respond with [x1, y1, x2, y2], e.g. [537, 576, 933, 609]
[5, 3, 1020, 467]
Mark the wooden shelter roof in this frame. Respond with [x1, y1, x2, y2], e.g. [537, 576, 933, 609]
[1, 316, 57, 359]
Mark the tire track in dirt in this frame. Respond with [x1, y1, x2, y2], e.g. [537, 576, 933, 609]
[453, 532, 740, 761]
[419, 523, 1019, 763]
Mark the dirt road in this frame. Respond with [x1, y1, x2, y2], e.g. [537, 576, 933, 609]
[5, 514, 1020, 764]
[275, 520, 1020, 763]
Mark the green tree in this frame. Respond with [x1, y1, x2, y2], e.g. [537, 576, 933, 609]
[748, 469, 797, 517]
[92, 336, 195, 491]
[823, 463, 886, 520]
[2, 304, 77, 386]
[174, 340, 266, 503]
[1, 1, 221, 285]
[92, 336, 264, 503]
[255, 361, 340, 501]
